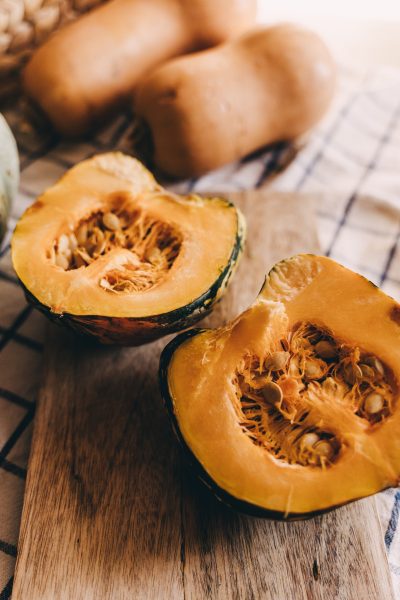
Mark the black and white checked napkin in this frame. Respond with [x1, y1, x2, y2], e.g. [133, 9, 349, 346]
[1, 63, 400, 598]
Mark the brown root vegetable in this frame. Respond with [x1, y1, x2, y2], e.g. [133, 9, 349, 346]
[135, 24, 336, 178]
[22, 0, 257, 137]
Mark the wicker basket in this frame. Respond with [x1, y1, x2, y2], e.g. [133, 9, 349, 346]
[0, 0, 107, 101]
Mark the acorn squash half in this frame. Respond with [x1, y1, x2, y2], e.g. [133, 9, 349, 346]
[11, 153, 245, 344]
[160, 254, 400, 518]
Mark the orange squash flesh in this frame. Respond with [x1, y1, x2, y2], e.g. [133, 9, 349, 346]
[11, 153, 244, 344]
[161, 255, 400, 517]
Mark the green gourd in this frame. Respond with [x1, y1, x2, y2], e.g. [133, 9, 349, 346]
[0, 114, 19, 244]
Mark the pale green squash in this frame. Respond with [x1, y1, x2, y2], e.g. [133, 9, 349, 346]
[0, 114, 19, 244]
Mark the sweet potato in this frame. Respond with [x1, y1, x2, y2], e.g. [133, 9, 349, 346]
[22, 0, 256, 136]
[135, 24, 336, 178]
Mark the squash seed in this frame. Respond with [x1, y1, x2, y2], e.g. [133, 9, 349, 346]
[76, 223, 88, 245]
[102, 212, 120, 231]
[99, 277, 113, 290]
[261, 381, 282, 405]
[360, 364, 374, 379]
[265, 351, 290, 371]
[314, 440, 334, 460]
[94, 238, 106, 256]
[69, 233, 78, 251]
[304, 358, 326, 380]
[146, 247, 162, 264]
[55, 253, 69, 270]
[279, 376, 300, 397]
[288, 359, 300, 377]
[74, 252, 86, 268]
[87, 229, 102, 252]
[364, 392, 384, 415]
[314, 340, 336, 359]
[300, 432, 319, 448]
[58, 234, 69, 254]
[365, 356, 384, 376]
[322, 377, 337, 392]
[75, 248, 92, 264]
[342, 363, 362, 386]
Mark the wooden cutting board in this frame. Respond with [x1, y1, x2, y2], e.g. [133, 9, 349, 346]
[13, 190, 394, 600]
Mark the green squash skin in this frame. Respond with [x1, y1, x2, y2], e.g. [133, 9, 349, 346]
[159, 328, 363, 521]
[19, 207, 245, 345]
[0, 114, 19, 244]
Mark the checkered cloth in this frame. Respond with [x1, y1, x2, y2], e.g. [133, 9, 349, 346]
[1, 63, 400, 598]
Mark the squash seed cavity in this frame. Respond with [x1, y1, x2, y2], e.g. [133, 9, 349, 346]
[50, 203, 182, 293]
[233, 322, 395, 468]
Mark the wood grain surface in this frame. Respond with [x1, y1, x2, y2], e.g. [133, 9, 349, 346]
[12, 190, 394, 600]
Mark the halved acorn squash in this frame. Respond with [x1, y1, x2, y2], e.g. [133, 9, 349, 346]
[11, 153, 245, 344]
[160, 254, 400, 518]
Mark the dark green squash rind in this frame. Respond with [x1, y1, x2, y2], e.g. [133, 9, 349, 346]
[19, 203, 245, 345]
[159, 328, 373, 521]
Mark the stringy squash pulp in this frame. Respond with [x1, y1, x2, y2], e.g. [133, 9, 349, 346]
[161, 255, 400, 518]
[12, 153, 244, 344]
